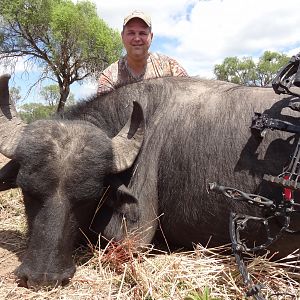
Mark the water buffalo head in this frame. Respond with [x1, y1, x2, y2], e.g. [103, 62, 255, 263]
[0, 74, 145, 288]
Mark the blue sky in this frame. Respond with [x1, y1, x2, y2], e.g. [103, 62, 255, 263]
[1, 0, 300, 104]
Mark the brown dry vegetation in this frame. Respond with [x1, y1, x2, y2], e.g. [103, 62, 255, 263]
[0, 156, 300, 299]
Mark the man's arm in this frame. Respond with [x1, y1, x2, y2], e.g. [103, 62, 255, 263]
[97, 61, 119, 95]
[169, 58, 188, 77]
[97, 73, 115, 95]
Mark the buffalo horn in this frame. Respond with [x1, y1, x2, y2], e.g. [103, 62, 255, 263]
[111, 101, 145, 173]
[0, 74, 26, 158]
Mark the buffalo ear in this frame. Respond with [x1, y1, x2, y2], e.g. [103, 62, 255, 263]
[105, 176, 140, 224]
[112, 184, 140, 224]
[111, 101, 145, 173]
[115, 184, 139, 223]
[88, 183, 140, 242]
[0, 160, 20, 191]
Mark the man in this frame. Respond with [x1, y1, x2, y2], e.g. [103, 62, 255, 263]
[97, 10, 188, 95]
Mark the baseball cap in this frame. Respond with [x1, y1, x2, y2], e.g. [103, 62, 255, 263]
[123, 10, 152, 28]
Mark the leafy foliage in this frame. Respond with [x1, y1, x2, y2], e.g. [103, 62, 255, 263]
[40, 84, 75, 106]
[18, 84, 75, 122]
[0, 0, 123, 112]
[256, 51, 290, 86]
[214, 51, 290, 86]
[19, 102, 56, 123]
[9, 86, 21, 104]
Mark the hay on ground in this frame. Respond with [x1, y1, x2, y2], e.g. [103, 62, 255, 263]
[0, 188, 299, 300]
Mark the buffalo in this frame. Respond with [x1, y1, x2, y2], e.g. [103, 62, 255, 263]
[0, 74, 299, 288]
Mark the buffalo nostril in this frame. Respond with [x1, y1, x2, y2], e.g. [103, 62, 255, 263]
[62, 278, 71, 286]
[15, 263, 75, 288]
[16, 276, 28, 288]
[26, 277, 62, 290]
[16, 272, 63, 290]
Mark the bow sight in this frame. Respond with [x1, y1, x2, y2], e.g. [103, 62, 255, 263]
[209, 52, 300, 300]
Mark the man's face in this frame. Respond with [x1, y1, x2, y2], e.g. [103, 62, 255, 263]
[121, 18, 153, 60]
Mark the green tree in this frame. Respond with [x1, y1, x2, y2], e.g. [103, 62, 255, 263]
[40, 84, 75, 107]
[0, 0, 122, 113]
[214, 56, 256, 85]
[256, 51, 290, 86]
[214, 51, 289, 86]
[19, 102, 56, 123]
[18, 84, 76, 123]
[9, 86, 22, 104]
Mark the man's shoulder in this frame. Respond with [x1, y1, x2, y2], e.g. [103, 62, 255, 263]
[103, 57, 125, 73]
[149, 52, 172, 62]
[148, 52, 188, 77]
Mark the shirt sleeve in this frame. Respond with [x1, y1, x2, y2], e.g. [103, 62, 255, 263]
[97, 74, 114, 95]
[168, 58, 188, 77]
[97, 62, 118, 95]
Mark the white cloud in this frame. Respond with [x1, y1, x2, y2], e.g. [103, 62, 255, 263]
[4, 0, 300, 100]
[71, 80, 98, 101]
[94, 0, 196, 31]
[93, 0, 300, 77]
[0, 56, 40, 74]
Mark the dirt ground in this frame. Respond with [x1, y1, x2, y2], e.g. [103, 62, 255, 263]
[0, 154, 24, 297]
[0, 228, 24, 278]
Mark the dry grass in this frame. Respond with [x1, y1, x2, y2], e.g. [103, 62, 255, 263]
[0, 188, 300, 300]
